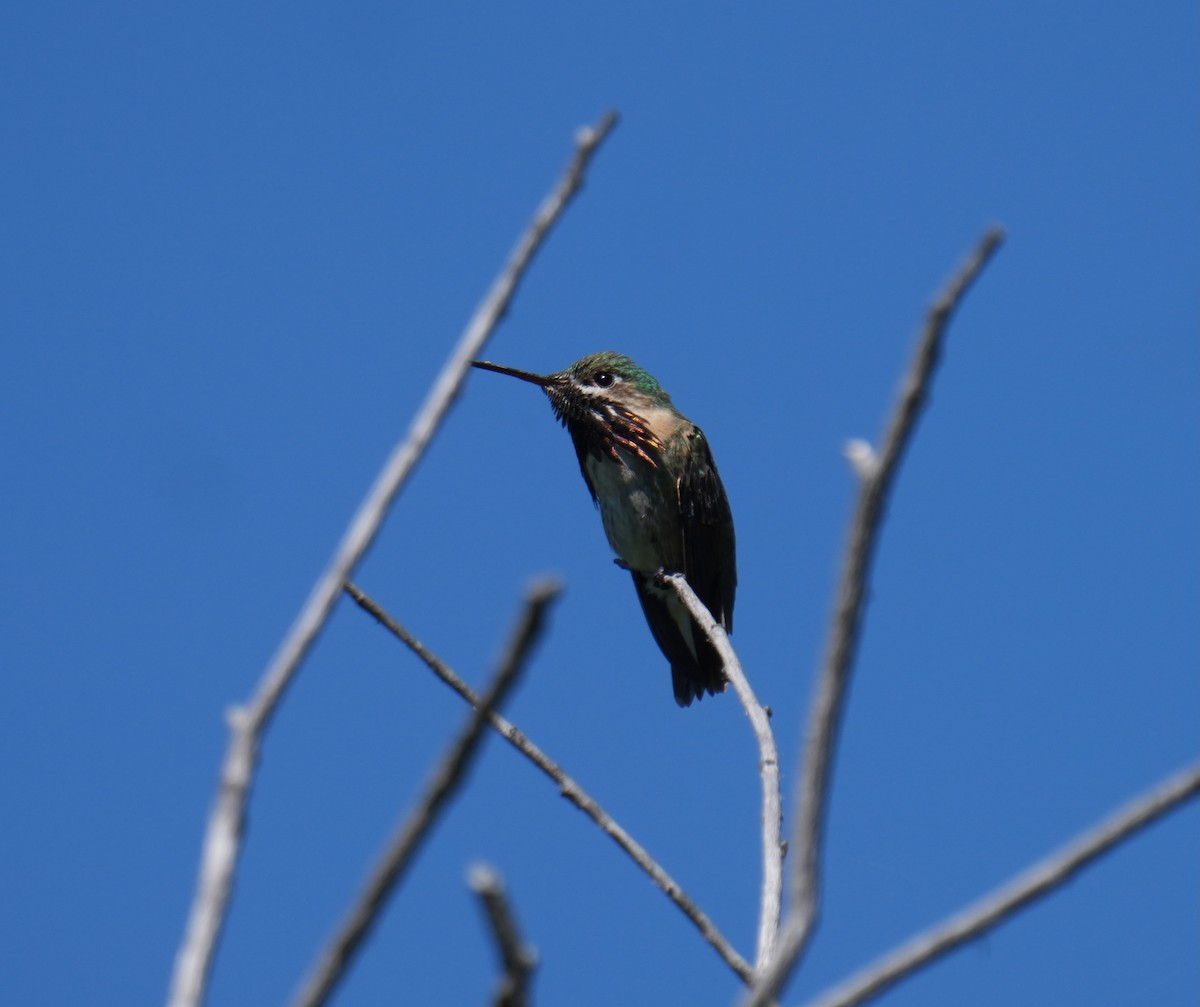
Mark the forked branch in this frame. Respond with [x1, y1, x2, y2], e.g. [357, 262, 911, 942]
[468, 863, 539, 1007]
[745, 228, 1006, 1006]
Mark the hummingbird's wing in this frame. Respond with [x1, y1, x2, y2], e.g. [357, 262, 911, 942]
[678, 426, 737, 633]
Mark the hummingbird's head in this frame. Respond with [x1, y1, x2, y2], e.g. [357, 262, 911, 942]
[473, 351, 672, 415]
[472, 351, 675, 463]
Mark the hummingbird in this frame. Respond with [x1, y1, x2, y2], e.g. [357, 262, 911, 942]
[472, 351, 736, 707]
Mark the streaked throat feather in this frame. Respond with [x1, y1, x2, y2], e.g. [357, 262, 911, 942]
[550, 391, 665, 468]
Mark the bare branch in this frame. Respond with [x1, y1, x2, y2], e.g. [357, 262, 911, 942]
[658, 572, 783, 970]
[801, 762, 1200, 1007]
[166, 111, 619, 1007]
[745, 227, 1006, 1006]
[344, 581, 755, 982]
[468, 863, 539, 1007]
[290, 580, 560, 1007]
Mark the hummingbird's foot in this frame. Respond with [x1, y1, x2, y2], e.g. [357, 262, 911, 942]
[612, 558, 632, 571]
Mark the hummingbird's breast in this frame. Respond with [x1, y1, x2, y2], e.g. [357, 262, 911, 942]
[585, 447, 683, 575]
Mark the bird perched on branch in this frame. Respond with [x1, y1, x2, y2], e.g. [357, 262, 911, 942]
[473, 352, 736, 707]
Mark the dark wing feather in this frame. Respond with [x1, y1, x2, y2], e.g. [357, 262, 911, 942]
[678, 426, 736, 633]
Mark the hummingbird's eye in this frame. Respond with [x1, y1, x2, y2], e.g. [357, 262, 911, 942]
[593, 371, 615, 388]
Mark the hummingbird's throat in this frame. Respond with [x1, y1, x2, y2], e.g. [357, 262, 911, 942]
[555, 394, 664, 468]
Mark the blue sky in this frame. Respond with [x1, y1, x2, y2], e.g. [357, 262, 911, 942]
[2, 3, 1197, 1005]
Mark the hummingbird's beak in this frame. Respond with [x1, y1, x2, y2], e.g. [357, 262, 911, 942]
[471, 360, 557, 387]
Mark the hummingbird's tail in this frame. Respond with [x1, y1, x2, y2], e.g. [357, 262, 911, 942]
[669, 647, 726, 707]
[631, 572, 727, 707]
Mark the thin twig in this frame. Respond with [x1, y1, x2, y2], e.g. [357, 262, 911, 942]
[166, 112, 619, 1007]
[290, 581, 560, 1007]
[801, 762, 1200, 1007]
[745, 228, 1006, 1006]
[468, 863, 539, 1007]
[344, 581, 755, 982]
[658, 572, 783, 970]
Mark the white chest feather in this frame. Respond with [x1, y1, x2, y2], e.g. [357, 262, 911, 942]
[585, 449, 681, 574]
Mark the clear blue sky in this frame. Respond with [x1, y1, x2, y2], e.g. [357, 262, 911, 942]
[2, 3, 1196, 1005]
